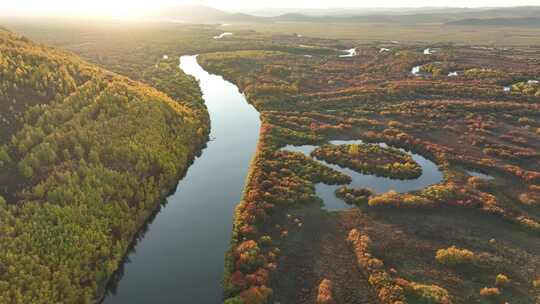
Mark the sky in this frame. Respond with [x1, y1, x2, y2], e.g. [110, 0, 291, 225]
[2, 0, 540, 17]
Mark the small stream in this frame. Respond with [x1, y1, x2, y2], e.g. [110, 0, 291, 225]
[339, 48, 357, 57]
[213, 32, 233, 39]
[283, 140, 444, 211]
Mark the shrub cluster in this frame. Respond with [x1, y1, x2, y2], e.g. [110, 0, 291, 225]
[463, 68, 504, 79]
[398, 279, 452, 304]
[479, 287, 500, 298]
[367, 190, 434, 208]
[223, 124, 351, 303]
[435, 246, 475, 267]
[316, 279, 335, 304]
[347, 229, 452, 304]
[495, 274, 510, 287]
[335, 186, 373, 206]
[512, 81, 540, 97]
[347, 229, 406, 304]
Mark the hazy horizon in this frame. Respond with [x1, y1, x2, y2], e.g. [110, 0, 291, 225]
[2, 0, 540, 19]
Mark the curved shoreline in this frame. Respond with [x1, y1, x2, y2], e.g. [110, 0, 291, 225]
[282, 139, 444, 211]
[101, 55, 261, 303]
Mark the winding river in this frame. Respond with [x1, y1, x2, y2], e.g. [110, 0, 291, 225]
[104, 55, 445, 302]
[103, 55, 261, 303]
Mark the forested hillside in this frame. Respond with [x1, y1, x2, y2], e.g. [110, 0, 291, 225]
[0, 28, 209, 303]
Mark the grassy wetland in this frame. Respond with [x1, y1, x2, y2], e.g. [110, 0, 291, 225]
[198, 32, 540, 304]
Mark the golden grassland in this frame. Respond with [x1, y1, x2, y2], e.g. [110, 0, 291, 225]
[226, 22, 540, 46]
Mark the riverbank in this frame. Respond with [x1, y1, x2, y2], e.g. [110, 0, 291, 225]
[102, 55, 261, 303]
[0, 29, 211, 304]
[97, 139, 207, 303]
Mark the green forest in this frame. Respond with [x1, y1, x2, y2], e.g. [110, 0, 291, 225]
[0, 28, 209, 303]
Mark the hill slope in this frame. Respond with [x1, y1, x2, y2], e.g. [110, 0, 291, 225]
[0, 28, 209, 303]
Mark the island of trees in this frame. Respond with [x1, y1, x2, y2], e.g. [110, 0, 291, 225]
[311, 143, 422, 179]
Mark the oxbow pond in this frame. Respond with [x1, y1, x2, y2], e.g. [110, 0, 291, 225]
[283, 140, 444, 211]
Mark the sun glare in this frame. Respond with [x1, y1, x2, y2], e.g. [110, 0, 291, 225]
[3, 0, 540, 18]
[1, 0, 195, 19]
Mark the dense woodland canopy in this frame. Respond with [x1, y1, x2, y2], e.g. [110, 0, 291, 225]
[0, 28, 209, 303]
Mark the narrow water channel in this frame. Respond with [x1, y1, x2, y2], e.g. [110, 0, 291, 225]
[283, 140, 444, 211]
[103, 55, 261, 303]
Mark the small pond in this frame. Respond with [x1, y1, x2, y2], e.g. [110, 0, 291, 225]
[466, 170, 494, 181]
[339, 48, 357, 58]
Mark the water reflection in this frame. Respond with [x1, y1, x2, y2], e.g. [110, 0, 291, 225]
[103, 55, 261, 303]
[213, 32, 233, 39]
[282, 139, 444, 211]
[411, 65, 422, 76]
[339, 48, 357, 57]
[467, 170, 494, 180]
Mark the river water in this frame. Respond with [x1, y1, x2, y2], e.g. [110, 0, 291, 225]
[104, 55, 445, 302]
[103, 55, 261, 303]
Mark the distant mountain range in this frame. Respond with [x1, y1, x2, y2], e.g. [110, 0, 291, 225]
[446, 17, 540, 27]
[151, 5, 540, 26]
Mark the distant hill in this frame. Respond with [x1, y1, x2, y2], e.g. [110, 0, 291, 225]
[152, 5, 540, 25]
[238, 6, 537, 17]
[267, 6, 540, 24]
[446, 17, 540, 27]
